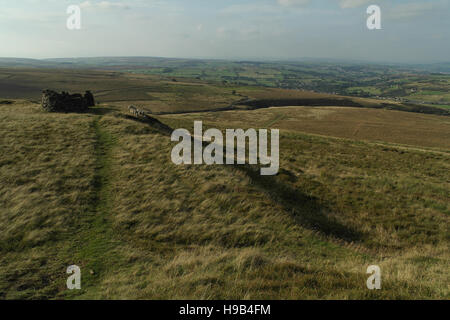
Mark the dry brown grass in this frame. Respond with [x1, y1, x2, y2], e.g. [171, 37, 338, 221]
[0, 101, 98, 298]
[162, 106, 450, 150]
[0, 99, 448, 299]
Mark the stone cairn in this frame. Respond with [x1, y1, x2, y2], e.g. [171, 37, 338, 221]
[41, 90, 95, 112]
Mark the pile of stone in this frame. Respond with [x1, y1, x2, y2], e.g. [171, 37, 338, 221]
[41, 90, 95, 112]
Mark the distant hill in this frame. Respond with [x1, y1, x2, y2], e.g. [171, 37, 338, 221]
[0, 58, 61, 68]
[410, 62, 450, 73]
[1, 56, 449, 73]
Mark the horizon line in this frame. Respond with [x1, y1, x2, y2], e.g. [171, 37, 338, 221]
[0, 55, 449, 66]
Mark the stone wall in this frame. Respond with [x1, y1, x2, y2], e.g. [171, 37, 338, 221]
[41, 90, 95, 112]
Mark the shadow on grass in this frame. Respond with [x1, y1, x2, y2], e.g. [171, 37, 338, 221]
[121, 114, 173, 135]
[116, 114, 361, 242]
[239, 165, 363, 242]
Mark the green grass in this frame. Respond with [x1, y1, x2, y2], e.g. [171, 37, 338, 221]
[63, 116, 122, 298]
[433, 104, 450, 110]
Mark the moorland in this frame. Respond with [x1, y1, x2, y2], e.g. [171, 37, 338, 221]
[0, 60, 448, 299]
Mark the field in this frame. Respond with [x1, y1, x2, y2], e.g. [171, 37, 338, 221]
[164, 106, 450, 149]
[1, 68, 448, 116]
[1, 57, 449, 106]
[0, 67, 449, 299]
[121, 61, 450, 106]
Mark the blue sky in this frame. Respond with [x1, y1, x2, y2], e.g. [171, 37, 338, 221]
[0, 0, 449, 63]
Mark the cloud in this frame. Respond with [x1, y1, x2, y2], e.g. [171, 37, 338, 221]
[80, 1, 131, 10]
[222, 1, 310, 16]
[277, 0, 310, 6]
[222, 3, 280, 15]
[386, 1, 449, 20]
[339, 0, 372, 9]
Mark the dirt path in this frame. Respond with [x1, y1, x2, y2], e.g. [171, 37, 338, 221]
[64, 116, 122, 298]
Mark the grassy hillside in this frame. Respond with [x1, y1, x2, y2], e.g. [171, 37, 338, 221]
[0, 99, 448, 299]
[163, 106, 450, 149]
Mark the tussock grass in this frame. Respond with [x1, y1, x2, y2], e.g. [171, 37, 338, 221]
[0, 102, 97, 298]
[0, 101, 448, 299]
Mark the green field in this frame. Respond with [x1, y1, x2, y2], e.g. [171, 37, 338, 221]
[0, 68, 448, 116]
[1, 57, 449, 106]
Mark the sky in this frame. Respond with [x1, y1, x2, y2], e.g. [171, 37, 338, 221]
[0, 0, 449, 63]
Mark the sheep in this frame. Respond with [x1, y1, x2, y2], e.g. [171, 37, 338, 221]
[129, 105, 149, 119]
[128, 105, 138, 116]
